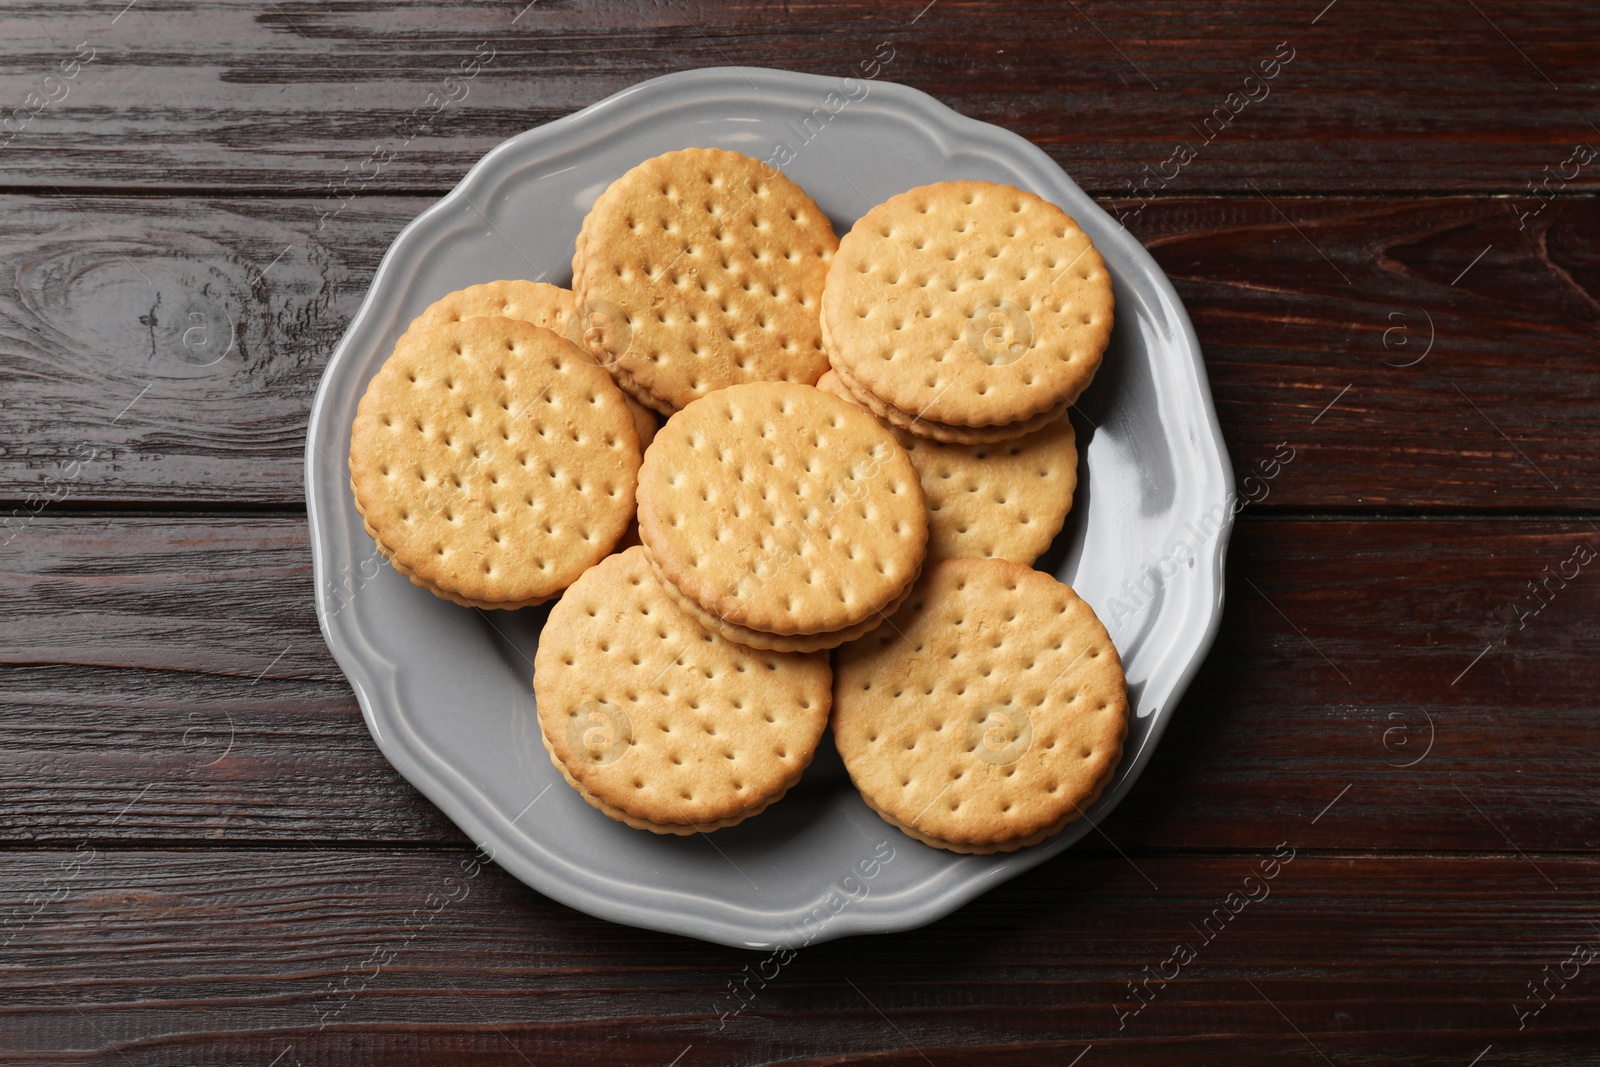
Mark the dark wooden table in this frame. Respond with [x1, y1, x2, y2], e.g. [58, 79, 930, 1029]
[3, 2, 1596, 1063]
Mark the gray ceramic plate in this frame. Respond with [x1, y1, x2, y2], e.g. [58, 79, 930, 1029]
[306, 66, 1232, 950]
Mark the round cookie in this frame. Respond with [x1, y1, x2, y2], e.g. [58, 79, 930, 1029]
[572, 147, 838, 412]
[350, 317, 641, 609]
[534, 546, 831, 833]
[832, 558, 1128, 853]
[823, 180, 1113, 432]
[817, 371, 1078, 565]
[636, 382, 928, 648]
[407, 279, 576, 338]
[406, 281, 661, 448]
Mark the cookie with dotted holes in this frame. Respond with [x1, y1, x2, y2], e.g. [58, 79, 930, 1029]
[832, 557, 1128, 854]
[406, 278, 658, 436]
[571, 147, 838, 414]
[534, 546, 831, 833]
[406, 279, 576, 338]
[407, 279, 657, 525]
[816, 371, 1078, 564]
[349, 317, 641, 609]
[822, 180, 1113, 437]
[636, 382, 928, 651]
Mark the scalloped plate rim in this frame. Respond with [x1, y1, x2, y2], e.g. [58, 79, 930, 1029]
[306, 65, 1233, 949]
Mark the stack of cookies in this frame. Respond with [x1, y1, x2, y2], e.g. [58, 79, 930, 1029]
[570, 147, 837, 414]
[635, 381, 929, 653]
[821, 181, 1113, 444]
[348, 148, 1128, 855]
[832, 558, 1127, 854]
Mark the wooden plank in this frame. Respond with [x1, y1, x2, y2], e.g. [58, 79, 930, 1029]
[1, 1, 1596, 194]
[0, 849, 1595, 1063]
[1128, 195, 1600, 511]
[2, 515, 1596, 850]
[0, 195, 416, 508]
[1, 195, 1595, 509]
[1113, 513, 1600, 854]
[0, 515, 455, 843]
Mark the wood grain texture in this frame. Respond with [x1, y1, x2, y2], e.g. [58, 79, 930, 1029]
[0, 1, 1596, 194]
[3, 515, 1595, 851]
[0, 195, 415, 508]
[0, 195, 1594, 509]
[2, 3, 1596, 1059]
[0, 515, 454, 843]
[1127, 195, 1600, 511]
[0, 849, 1596, 1064]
